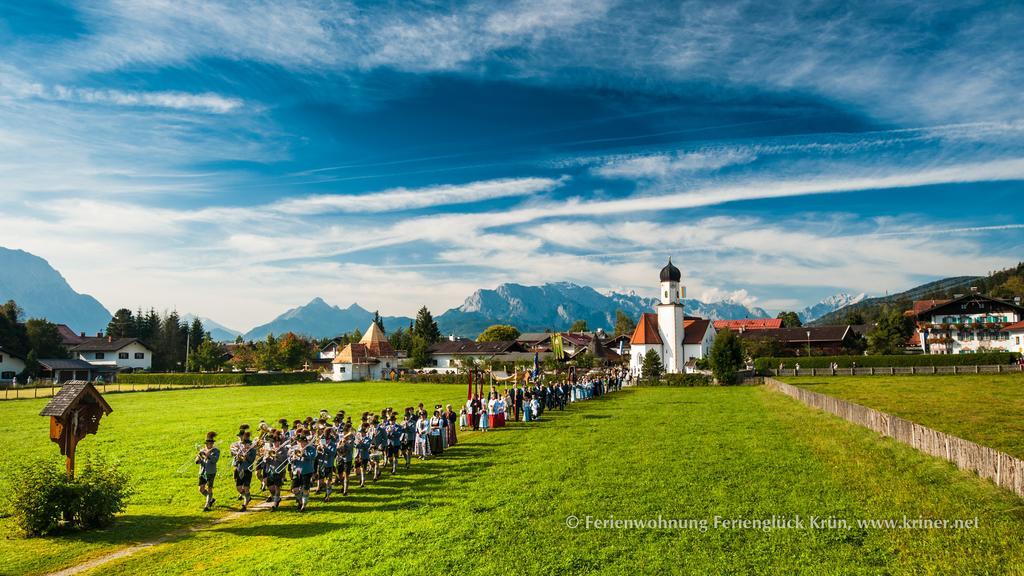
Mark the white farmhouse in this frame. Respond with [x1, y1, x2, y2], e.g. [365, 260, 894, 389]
[914, 294, 1024, 355]
[331, 322, 399, 381]
[0, 346, 26, 382]
[71, 337, 154, 371]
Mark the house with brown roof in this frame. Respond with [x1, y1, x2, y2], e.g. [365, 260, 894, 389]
[330, 322, 399, 381]
[713, 318, 783, 332]
[738, 325, 864, 356]
[426, 339, 530, 373]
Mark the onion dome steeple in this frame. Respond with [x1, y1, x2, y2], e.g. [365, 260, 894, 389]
[659, 258, 681, 283]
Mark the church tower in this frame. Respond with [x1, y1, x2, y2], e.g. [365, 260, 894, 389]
[656, 258, 685, 373]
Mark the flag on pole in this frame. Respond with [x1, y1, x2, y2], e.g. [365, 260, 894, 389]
[532, 351, 540, 379]
[551, 332, 564, 360]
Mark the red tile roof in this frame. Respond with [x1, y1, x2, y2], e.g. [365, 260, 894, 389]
[1005, 320, 1024, 331]
[630, 313, 663, 345]
[912, 299, 950, 315]
[713, 319, 782, 331]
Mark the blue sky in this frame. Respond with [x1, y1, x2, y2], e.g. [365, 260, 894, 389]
[1, 1, 1022, 330]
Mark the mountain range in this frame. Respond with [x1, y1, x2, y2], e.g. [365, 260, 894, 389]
[4, 244, 1006, 341]
[434, 282, 769, 337]
[182, 313, 242, 343]
[242, 298, 414, 341]
[799, 292, 867, 323]
[0, 247, 111, 333]
[809, 276, 982, 325]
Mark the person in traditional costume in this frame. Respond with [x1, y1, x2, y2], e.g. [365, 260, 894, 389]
[196, 431, 220, 512]
[445, 404, 459, 445]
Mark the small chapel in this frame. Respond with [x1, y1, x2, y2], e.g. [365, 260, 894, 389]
[628, 258, 716, 375]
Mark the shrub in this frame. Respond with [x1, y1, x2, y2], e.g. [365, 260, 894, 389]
[753, 352, 1021, 373]
[75, 457, 134, 530]
[6, 456, 133, 536]
[116, 372, 319, 387]
[638, 373, 712, 387]
[7, 459, 74, 536]
[401, 373, 471, 384]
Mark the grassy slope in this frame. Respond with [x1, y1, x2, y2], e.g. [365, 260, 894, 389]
[0, 382, 469, 575]
[3, 385, 1021, 575]
[784, 374, 1024, 459]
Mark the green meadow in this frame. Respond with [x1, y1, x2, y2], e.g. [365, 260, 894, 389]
[1, 382, 1024, 575]
[784, 374, 1024, 459]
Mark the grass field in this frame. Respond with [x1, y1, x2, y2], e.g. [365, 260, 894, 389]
[783, 374, 1024, 459]
[2, 382, 1024, 575]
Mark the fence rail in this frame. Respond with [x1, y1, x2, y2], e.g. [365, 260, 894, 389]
[769, 364, 1024, 377]
[764, 377, 1024, 498]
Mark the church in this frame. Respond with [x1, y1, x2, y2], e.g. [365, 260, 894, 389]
[629, 259, 716, 375]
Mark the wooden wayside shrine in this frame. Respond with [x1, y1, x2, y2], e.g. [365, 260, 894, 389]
[39, 380, 113, 479]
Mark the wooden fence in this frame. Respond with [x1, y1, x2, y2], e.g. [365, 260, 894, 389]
[770, 364, 1024, 377]
[763, 377, 1024, 498]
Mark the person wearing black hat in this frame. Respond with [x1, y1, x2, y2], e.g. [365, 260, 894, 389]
[231, 430, 256, 511]
[196, 431, 220, 512]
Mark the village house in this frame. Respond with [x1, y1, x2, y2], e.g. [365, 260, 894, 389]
[426, 339, 532, 374]
[330, 322, 398, 381]
[914, 293, 1024, 354]
[738, 325, 868, 356]
[71, 336, 153, 372]
[0, 346, 26, 383]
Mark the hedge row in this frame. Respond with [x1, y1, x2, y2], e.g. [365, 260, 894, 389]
[116, 372, 320, 386]
[753, 352, 1020, 373]
[401, 373, 471, 384]
[637, 374, 712, 387]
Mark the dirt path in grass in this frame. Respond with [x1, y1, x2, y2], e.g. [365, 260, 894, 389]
[45, 496, 290, 576]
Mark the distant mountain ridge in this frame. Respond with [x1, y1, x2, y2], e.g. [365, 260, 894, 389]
[435, 282, 770, 337]
[183, 313, 242, 342]
[810, 276, 982, 325]
[799, 292, 867, 323]
[0, 247, 111, 333]
[242, 298, 413, 341]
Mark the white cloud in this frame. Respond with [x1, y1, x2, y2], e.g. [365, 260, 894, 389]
[593, 149, 755, 179]
[269, 176, 568, 215]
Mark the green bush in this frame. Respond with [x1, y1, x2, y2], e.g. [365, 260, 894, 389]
[401, 373, 471, 384]
[75, 457, 134, 530]
[116, 372, 319, 387]
[6, 456, 133, 536]
[638, 373, 712, 387]
[7, 459, 74, 536]
[753, 352, 1021, 373]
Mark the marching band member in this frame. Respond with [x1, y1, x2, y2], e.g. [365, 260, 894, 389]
[337, 423, 355, 496]
[369, 416, 386, 482]
[196, 431, 220, 512]
[354, 423, 371, 488]
[290, 434, 317, 512]
[316, 428, 338, 501]
[385, 415, 402, 474]
[265, 432, 289, 511]
[231, 430, 257, 511]
[399, 412, 414, 469]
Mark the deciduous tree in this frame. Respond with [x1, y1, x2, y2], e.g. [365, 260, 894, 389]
[477, 324, 520, 342]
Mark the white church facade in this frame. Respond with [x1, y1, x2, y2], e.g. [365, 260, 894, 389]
[629, 259, 716, 375]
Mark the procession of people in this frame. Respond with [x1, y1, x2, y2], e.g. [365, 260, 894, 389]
[192, 371, 629, 512]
